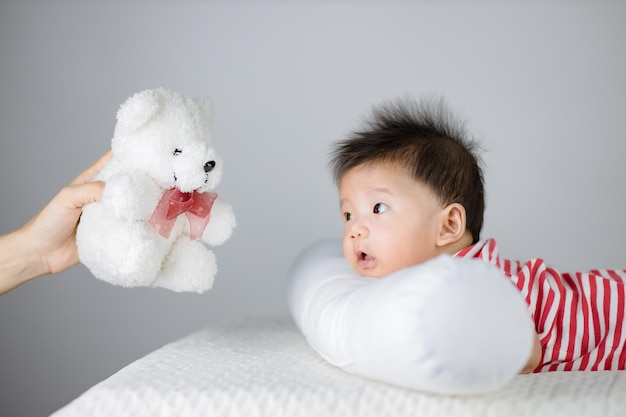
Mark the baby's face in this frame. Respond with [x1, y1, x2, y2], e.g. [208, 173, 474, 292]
[338, 162, 446, 278]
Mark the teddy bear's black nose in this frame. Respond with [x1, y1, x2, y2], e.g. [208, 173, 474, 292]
[204, 161, 216, 173]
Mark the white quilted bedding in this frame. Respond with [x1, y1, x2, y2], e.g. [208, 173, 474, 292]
[51, 318, 626, 417]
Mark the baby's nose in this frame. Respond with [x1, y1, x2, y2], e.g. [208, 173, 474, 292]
[350, 223, 368, 239]
[204, 161, 216, 173]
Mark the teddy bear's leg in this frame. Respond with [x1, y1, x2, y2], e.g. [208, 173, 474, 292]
[152, 238, 217, 293]
[78, 207, 169, 287]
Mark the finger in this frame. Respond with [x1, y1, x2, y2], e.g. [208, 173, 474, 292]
[70, 150, 113, 185]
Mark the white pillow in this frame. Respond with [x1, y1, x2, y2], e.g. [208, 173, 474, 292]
[287, 239, 535, 394]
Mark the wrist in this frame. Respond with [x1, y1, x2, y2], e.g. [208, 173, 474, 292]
[0, 226, 46, 294]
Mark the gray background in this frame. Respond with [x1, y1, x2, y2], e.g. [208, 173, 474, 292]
[1, 1, 624, 416]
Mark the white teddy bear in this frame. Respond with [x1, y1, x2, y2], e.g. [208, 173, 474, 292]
[77, 88, 236, 293]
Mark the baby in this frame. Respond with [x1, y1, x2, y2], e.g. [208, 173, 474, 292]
[329, 97, 626, 373]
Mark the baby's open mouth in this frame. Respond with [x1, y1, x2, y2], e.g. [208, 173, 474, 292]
[356, 251, 375, 268]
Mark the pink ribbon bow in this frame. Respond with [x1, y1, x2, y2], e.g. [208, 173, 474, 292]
[148, 188, 217, 240]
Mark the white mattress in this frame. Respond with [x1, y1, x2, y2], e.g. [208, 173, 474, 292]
[52, 318, 626, 417]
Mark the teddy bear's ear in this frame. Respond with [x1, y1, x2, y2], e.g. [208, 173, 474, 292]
[194, 97, 213, 139]
[114, 89, 163, 137]
[196, 97, 213, 120]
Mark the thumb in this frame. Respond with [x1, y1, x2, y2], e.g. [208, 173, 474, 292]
[58, 181, 106, 210]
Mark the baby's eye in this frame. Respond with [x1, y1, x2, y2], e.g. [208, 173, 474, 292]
[343, 212, 352, 222]
[373, 203, 389, 214]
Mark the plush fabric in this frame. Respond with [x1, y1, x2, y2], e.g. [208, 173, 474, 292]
[76, 88, 236, 293]
[52, 318, 626, 417]
[287, 239, 535, 394]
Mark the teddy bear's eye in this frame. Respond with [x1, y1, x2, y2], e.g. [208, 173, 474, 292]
[173, 149, 182, 156]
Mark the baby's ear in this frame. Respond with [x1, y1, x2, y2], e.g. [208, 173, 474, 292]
[436, 203, 467, 247]
[114, 88, 163, 137]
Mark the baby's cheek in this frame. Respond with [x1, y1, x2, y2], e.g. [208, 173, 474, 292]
[388, 250, 426, 274]
[341, 240, 353, 263]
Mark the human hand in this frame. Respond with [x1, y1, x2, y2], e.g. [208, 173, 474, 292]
[0, 150, 112, 294]
[27, 150, 112, 274]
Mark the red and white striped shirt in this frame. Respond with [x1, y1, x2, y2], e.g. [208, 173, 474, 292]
[456, 239, 626, 372]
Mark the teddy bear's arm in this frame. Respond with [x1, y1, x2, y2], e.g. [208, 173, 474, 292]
[201, 198, 236, 246]
[102, 171, 162, 221]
